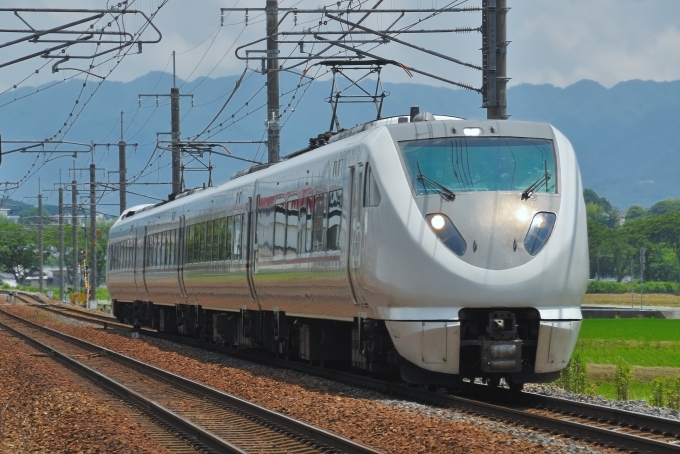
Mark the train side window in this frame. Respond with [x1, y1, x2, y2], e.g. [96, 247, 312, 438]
[217, 218, 225, 261]
[212, 219, 219, 262]
[312, 193, 327, 252]
[167, 231, 171, 267]
[150, 234, 155, 267]
[146, 235, 151, 267]
[273, 199, 286, 257]
[203, 223, 209, 263]
[189, 224, 197, 264]
[199, 222, 206, 262]
[161, 233, 166, 267]
[165, 231, 170, 267]
[206, 220, 214, 262]
[154, 233, 159, 267]
[286, 198, 299, 255]
[305, 196, 313, 252]
[226, 216, 233, 260]
[364, 163, 381, 207]
[299, 198, 308, 253]
[233, 214, 243, 260]
[327, 189, 343, 251]
[170, 229, 176, 266]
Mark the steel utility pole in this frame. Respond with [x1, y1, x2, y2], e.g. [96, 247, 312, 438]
[139, 51, 193, 198]
[89, 163, 96, 303]
[171, 51, 181, 195]
[482, 0, 508, 119]
[119, 111, 127, 214]
[38, 186, 43, 293]
[266, 0, 280, 163]
[72, 177, 78, 300]
[58, 186, 65, 302]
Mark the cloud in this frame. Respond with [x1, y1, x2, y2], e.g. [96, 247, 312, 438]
[0, 1, 678, 90]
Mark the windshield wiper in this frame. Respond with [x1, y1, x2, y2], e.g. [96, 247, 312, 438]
[416, 161, 455, 201]
[521, 172, 551, 200]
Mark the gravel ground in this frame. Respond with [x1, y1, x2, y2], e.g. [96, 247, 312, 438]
[0, 321, 173, 453]
[4, 305, 625, 454]
[525, 383, 680, 420]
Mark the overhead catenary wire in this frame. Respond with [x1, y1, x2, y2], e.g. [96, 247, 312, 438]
[0, 0, 170, 208]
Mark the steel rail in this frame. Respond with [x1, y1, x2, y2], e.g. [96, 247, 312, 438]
[10, 291, 680, 452]
[0, 311, 247, 454]
[0, 305, 383, 454]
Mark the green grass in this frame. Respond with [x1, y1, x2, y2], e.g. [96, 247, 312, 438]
[594, 380, 654, 401]
[575, 340, 680, 367]
[569, 319, 680, 402]
[579, 318, 680, 342]
[0, 283, 110, 301]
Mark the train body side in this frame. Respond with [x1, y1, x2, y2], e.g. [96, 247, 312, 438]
[106, 117, 588, 385]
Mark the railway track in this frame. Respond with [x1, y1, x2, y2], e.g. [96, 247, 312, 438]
[0, 304, 382, 454]
[7, 291, 680, 453]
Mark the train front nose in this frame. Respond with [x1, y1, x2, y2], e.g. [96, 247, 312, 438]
[382, 124, 586, 386]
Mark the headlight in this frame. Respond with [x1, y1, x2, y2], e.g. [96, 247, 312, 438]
[426, 213, 467, 256]
[524, 212, 556, 256]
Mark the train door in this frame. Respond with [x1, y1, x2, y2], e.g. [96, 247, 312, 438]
[141, 226, 149, 296]
[347, 164, 364, 304]
[245, 197, 259, 304]
[133, 226, 146, 295]
[177, 215, 188, 299]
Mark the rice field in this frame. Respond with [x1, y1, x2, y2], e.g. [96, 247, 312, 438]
[573, 318, 680, 401]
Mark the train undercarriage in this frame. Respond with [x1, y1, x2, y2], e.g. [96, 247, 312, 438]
[113, 300, 560, 388]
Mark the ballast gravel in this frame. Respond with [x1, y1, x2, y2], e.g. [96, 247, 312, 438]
[525, 383, 680, 421]
[0, 318, 172, 454]
[5, 305, 620, 454]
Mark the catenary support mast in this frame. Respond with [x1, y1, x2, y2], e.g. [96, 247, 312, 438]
[266, 0, 280, 163]
[118, 111, 127, 214]
[72, 178, 78, 298]
[58, 186, 64, 302]
[482, 0, 508, 119]
[89, 163, 96, 301]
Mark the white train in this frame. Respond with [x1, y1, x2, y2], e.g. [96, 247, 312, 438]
[107, 111, 589, 389]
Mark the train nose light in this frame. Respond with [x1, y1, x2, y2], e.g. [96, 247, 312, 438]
[463, 127, 483, 136]
[430, 214, 446, 230]
[524, 212, 556, 256]
[426, 213, 467, 256]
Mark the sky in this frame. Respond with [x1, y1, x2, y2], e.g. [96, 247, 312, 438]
[0, 0, 678, 92]
[0, 0, 679, 213]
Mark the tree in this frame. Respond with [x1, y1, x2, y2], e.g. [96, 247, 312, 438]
[587, 219, 608, 278]
[648, 211, 680, 283]
[600, 227, 636, 282]
[0, 220, 52, 285]
[584, 189, 619, 228]
[625, 205, 647, 221]
[19, 206, 53, 226]
[648, 199, 680, 217]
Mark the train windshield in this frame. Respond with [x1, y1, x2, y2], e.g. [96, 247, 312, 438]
[399, 137, 556, 195]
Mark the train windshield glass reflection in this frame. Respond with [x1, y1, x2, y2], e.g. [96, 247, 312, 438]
[400, 137, 556, 194]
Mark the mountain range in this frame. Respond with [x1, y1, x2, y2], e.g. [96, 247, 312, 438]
[0, 71, 678, 214]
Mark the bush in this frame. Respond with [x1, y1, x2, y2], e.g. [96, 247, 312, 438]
[650, 377, 668, 407]
[649, 377, 680, 409]
[587, 280, 680, 294]
[614, 363, 632, 401]
[556, 354, 588, 394]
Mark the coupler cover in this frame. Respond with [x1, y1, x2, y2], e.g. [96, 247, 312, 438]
[480, 339, 523, 373]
